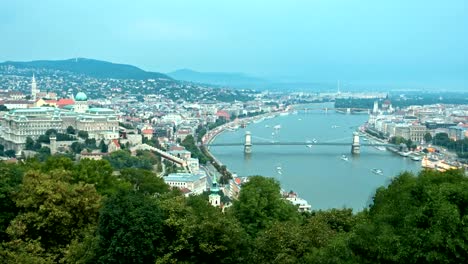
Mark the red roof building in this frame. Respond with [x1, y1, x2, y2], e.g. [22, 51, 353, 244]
[216, 110, 230, 120]
[57, 98, 75, 108]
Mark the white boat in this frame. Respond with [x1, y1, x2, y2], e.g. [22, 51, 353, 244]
[253, 118, 265, 124]
[276, 165, 282, 170]
[277, 170, 283, 175]
[312, 138, 318, 143]
[375, 146, 386, 151]
[279, 112, 289, 116]
[274, 124, 281, 130]
[411, 156, 422, 161]
[265, 125, 270, 128]
[306, 140, 313, 148]
[399, 151, 412, 157]
[341, 155, 348, 161]
[298, 118, 302, 121]
[371, 168, 383, 175]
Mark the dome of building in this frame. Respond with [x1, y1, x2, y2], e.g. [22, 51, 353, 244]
[75, 92, 88, 101]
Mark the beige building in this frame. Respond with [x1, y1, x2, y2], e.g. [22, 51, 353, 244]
[0, 92, 119, 154]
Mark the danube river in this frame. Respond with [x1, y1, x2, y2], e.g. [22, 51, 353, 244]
[209, 104, 421, 211]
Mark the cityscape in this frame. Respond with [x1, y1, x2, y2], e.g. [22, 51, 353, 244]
[1, 1, 468, 263]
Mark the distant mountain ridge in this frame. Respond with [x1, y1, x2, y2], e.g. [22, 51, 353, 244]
[0, 58, 171, 80]
[167, 69, 268, 89]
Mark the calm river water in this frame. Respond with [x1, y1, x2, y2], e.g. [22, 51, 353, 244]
[210, 103, 420, 211]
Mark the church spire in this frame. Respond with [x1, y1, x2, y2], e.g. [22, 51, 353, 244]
[209, 174, 221, 207]
[31, 73, 39, 101]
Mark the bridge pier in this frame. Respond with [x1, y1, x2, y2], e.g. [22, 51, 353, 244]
[351, 132, 360, 154]
[244, 131, 252, 154]
[346, 108, 351, 114]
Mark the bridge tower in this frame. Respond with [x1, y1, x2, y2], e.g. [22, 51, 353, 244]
[351, 132, 360, 154]
[244, 131, 252, 154]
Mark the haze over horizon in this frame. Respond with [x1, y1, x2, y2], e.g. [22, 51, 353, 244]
[1, 0, 467, 89]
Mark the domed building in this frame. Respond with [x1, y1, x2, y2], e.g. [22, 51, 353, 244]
[74, 92, 89, 113]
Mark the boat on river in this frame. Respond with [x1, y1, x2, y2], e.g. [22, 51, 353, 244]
[398, 151, 412, 157]
[274, 124, 281, 130]
[341, 155, 349, 161]
[306, 140, 313, 148]
[371, 168, 383, 175]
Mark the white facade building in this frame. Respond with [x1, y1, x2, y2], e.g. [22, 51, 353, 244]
[164, 172, 207, 195]
[0, 92, 119, 153]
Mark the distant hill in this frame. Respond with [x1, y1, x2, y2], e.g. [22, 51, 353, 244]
[0, 58, 171, 80]
[168, 69, 268, 89]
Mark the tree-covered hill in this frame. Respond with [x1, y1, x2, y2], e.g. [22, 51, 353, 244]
[0, 58, 171, 80]
[0, 156, 467, 263]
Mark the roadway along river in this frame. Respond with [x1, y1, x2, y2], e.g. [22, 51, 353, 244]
[209, 104, 421, 211]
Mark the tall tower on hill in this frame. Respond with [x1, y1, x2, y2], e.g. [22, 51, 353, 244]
[31, 74, 40, 101]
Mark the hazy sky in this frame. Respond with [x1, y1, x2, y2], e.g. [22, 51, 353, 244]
[1, 0, 467, 87]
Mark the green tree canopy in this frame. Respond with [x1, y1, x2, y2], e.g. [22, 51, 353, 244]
[95, 190, 164, 264]
[6, 170, 101, 260]
[25, 137, 35, 150]
[231, 176, 301, 236]
[349, 169, 468, 263]
[66, 126, 76, 135]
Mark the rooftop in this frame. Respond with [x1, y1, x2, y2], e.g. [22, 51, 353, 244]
[165, 172, 207, 182]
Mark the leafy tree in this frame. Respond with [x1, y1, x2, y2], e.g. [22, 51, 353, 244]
[0, 105, 8, 111]
[181, 135, 209, 164]
[40, 156, 74, 173]
[95, 190, 164, 264]
[0, 163, 24, 242]
[406, 138, 414, 149]
[349, 170, 468, 263]
[35, 147, 51, 161]
[104, 150, 153, 170]
[4, 150, 16, 158]
[0, 239, 55, 264]
[72, 159, 118, 195]
[99, 140, 108, 153]
[424, 132, 432, 143]
[70, 142, 85, 154]
[66, 126, 76, 135]
[231, 176, 300, 236]
[85, 138, 97, 149]
[6, 170, 101, 259]
[45, 129, 58, 136]
[158, 195, 249, 264]
[77, 131, 88, 139]
[119, 168, 169, 195]
[25, 137, 35, 150]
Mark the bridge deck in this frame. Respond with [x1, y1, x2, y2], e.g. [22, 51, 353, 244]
[205, 142, 394, 147]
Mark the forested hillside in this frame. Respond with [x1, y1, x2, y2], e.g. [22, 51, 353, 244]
[0, 156, 467, 263]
